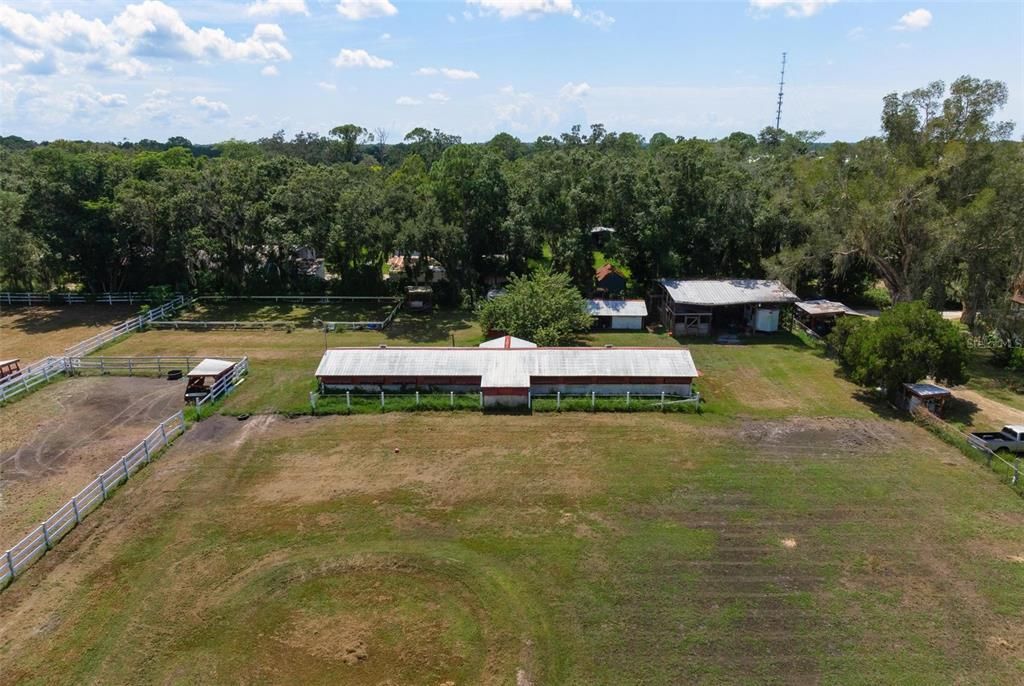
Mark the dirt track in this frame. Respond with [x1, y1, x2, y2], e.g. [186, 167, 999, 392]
[0, 376, 185, 545]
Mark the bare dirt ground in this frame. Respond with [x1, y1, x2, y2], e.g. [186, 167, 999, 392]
[949, 387, 1024, 430]
[0, 376, 184, 546]
[0, 304, 140, 363]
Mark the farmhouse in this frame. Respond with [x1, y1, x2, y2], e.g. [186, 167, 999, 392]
[655, 279, 799, 336]
[586, 299, 648, 330]
[594, 263, 627, 296]
[794, 299, 864, 336]
[315, 339, 699, 407]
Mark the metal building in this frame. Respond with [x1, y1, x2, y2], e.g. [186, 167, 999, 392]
[586, 299, 648, 330]
[654, 279, 799, 336]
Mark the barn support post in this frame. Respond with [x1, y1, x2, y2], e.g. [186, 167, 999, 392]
[72, 497, 80, 524]
[41, 522, 51, 550]
[6, 550, 15, 578]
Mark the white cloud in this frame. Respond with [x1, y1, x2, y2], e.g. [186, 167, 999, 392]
[97, 92, 128, 107]
[317, 81, 337, 90]
[261, 64, 278, 76]
[0, 1, 292, 81]
[847, 25, 865, 40]
[416, 66, 480, 80]
[579, 9, 614, 30]
[332, 48, 392, 68]
[467, 0, 575, 19]
[379, 32, 391, 40]
[893, 8, 932, 31]
[191, 95, 230, 118]
[428, 91, 449, 102]
[559, 81, 591, 100]
[336, 0, 398, 21]
[396, 95, 422, 105]
[447, 14, 457, 23]
[247, 0, 309, 17]
[748, 0, 838, 18]
[242, 114, 262, 128]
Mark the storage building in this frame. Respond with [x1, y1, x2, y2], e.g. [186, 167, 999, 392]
[594, 264, 627, 296]
[794, 299, 864, 336]
[315, 339, 699, 407]
[655, 279, 799, 336]
[587, 299, 648, 330]
[901, 383, 952, 417]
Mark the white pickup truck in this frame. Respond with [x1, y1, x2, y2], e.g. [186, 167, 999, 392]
[969, 425, 1024, 454]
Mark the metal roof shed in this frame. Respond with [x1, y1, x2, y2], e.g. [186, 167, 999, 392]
[187, 359, 236, 377]
[587, 299, 648, 330]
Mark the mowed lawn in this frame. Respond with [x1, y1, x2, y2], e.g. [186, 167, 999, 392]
[1, 412, 1022, 684]
[177, 299, 400, 325]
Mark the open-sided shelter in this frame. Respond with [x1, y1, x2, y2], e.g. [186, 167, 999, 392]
[184, 358, 237, 403]
[900, 382, 952, 417]
[315, 338, 699, 407]
[587, 299, 648, 330]
[795, 299, 864, 336]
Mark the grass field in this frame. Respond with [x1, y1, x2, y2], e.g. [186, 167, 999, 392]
[1, 412, 1022, 684]
[178, 299, 399, 325]
[963, 350, 1024, 413]
[0, 304, 141, 362]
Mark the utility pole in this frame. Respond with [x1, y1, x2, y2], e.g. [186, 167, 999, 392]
[775, 52, 787, 130]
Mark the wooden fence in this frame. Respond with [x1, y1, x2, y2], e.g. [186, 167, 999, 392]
[0, 411, 186, 589]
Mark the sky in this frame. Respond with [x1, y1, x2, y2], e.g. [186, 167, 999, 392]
[0, 0, 1021, 144]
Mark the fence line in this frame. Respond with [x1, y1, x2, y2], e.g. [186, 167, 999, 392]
[312, 389, 702, 413]
[913, 407, 1023, 494]
[0, 357, 68, 404]
[68, 355, 246, 376]
[0, 292, 163, 306]
[197, 294, 397, 303]
[0, 410, 187, 590]
[150, 320, 297, 331]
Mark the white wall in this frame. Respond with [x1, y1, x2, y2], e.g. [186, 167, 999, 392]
[610, 316, 643, 330]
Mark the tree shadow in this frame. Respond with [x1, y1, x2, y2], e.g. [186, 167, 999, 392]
[943, 396, 981, 426]
[1, 305, 139, 335]
[384, 309, 477, 344]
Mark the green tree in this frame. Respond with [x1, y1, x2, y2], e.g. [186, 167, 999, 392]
[829, 301, 969, 393]
[476, 271, 593, 345]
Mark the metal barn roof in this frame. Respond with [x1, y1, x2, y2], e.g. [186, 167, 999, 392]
[795, 300, 863, 317]
[659, 279, 799, 306]
[316, 347, 699, 389]
[187, 358, 236, 377]
[479, 336, 538, 349]
[903, 383, 951, 397]
[586, 299, 648, 317]
[0, 359, 20, 366]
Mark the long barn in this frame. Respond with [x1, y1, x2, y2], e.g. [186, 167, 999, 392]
[315, 339, 699, 407]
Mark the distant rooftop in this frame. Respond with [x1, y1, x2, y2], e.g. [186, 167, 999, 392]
[586, 299, 648, 318]
[795, 299, 864, 317]
[479, 335, 538, 349]
[659, 279, 799, 306]
[903, 383, 951, 397]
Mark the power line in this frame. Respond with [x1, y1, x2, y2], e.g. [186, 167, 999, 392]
[775, 52, 787, 130]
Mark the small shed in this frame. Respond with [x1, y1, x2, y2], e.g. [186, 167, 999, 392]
[901, 383, 952, 417]
[0, 358, 21, 382]
[590, 226, 615, 248]
[405, 286, 433, 313]
[587, 299, 648, 330]
[185, 358, 236, 402]
[795, 299, 863, 336]
[595, 264, 627, 296]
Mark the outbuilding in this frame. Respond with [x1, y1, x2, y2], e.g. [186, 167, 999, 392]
[587, 299, 648, 330]
[594, 263, 627, 296]
[901, 383, 952, 417]
[315, 338, 699, 408]
[184, 358, 237, 403]
[0, 358, 21, 382]
[655, 279, 799, 336]
[794, 299, 864, 336]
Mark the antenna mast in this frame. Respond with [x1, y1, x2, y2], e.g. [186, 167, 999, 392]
[775, 52, 787, 130]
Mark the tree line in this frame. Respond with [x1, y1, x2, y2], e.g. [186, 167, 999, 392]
[0, 75, 1020, 332]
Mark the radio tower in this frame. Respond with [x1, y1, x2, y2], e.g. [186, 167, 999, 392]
[775, 52, 787, 130]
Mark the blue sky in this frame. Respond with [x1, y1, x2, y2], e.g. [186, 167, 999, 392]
[1, 0, 1021, 143]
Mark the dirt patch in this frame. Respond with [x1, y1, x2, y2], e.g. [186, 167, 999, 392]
[276, 613, 370, 664]
[0, 304, 140, 363]
[950, 388, 1024, 430]
[0, 376, 185, 545]
[731, 416, 940, 458]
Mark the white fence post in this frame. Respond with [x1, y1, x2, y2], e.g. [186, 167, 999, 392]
[479, 391, 483, 408]
[416, 391, 420, 406]
[380, 391, 385, 409]
[346, 391, 351, 410]
[528, 391, 531, 409]
[626, 391, 630, 409]
[99, 475, 107, 501]
[5, 550, 15, 578]
[121, 457, 130, 479]
[309, 391, 317, 412]
[591, 391, 595, 411]
[143, 441, 151, 464]
[41, 522, 51, 550]
[661, 391, 666, 411]
[72, 497, 80, 524]
[557, 391, 561, 410]
[450, 391, 454, 408]
[160, 422, 168, 445]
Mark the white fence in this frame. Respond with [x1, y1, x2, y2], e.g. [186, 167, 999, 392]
[0, 411, 186, 589]
[0, 292, 159, 306]
[194, 357, 249, 413]
[67, 355, 238, 376]
[63, 295, 188, 358]
[0, 357, 68, 403]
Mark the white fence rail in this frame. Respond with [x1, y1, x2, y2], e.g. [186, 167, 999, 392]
[197, 295, 396, 303]
[0, 411, 186, 589]
[63, 295, 188, 358]
[194, 357, 249, 412]
[0, 292, 162, 306]
[0, 357, 68, 404]
[68, 355, 237, 376]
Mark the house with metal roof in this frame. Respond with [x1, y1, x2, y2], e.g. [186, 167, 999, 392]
[586, 299, 648, 330]
[655, 279, 799, 336]
[315, 337, 698, 407]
